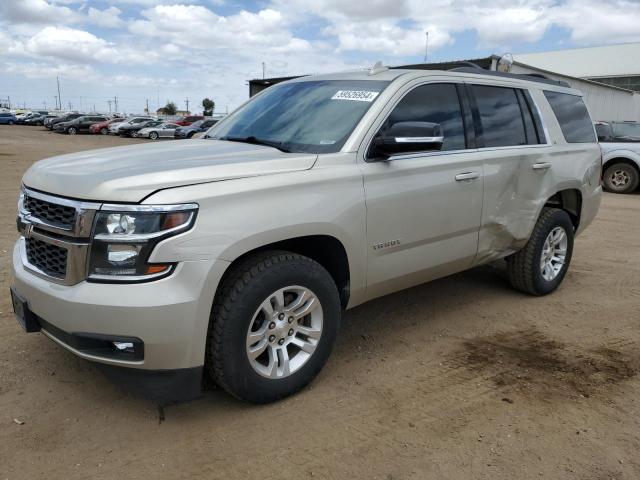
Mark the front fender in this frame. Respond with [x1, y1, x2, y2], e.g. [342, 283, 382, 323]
[143, 161, 368, 306]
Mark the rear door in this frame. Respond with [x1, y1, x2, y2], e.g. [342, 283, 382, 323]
[359, 81, 484, 299]
[467, 83, 554, 263]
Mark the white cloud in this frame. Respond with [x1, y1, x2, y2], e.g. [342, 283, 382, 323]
[129, 5, 312, 54]
[17, 26, 159, 65]
[0, 0, 80, 24]
[87, 6, 124, 28]
[5, 61, 97, 80]
[552, 0, 640, 45]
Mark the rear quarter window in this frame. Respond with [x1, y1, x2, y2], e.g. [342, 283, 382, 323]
[543, 91, 595, 143]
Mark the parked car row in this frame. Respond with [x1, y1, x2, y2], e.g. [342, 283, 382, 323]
[31, 112, 219, 139]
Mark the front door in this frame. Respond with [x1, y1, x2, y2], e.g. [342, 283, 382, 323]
[360, 82, 484, 299]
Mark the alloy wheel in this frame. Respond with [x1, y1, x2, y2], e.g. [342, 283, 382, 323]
[540, 226, 568, 281]
[246, 286, 323, 379]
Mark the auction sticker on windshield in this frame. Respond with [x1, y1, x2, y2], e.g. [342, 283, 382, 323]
[331, 90, 380, 102]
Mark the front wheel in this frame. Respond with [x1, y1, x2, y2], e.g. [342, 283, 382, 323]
[149, 131, 159, 140]
[507, 207, 574, 296]
[603, 163, 639, 194]
[100, 127, 108, 135]
[67, 127, 77, 135]
[207, 251, 341, 403]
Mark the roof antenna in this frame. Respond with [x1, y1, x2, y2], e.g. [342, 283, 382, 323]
[368, 61, 388, 76]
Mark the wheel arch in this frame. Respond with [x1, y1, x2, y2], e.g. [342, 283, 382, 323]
[544, 188, 582, 230]
[603, 156, 640, 174]
[217, 234, 352, 309]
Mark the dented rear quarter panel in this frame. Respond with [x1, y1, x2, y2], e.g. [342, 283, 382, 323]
[475, 87, 602, 265]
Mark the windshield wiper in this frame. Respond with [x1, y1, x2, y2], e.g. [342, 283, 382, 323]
[220, 135, 292, 153]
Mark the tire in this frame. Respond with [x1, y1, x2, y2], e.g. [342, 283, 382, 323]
[507, 207, 574, 296]
[67, 127, 77, 135]
[100, 127, 108, 135]
[603, 162, 639, 194]
[187, 132, 195, 139]
[149, 132, 159, 140]
[207, 250, 341, 403]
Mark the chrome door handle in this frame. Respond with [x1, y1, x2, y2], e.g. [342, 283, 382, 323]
[532, 162, 552, 170]
[455, 171, 481, 181]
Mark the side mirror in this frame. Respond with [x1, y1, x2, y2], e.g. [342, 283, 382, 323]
[371, 121, 444, 159]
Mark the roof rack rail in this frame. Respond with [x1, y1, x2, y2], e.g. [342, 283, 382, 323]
[449, 66, 571, 88]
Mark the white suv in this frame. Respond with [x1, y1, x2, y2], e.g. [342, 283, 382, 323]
[11, 66, 602, 404]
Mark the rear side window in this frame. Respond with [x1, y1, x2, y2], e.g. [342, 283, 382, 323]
[472, 85, 530, 148]
[543, 91, 595, 143]
[385, 83, 466, 151]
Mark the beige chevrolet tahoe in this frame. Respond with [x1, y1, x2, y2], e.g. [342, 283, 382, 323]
[11, 66, 602, 404]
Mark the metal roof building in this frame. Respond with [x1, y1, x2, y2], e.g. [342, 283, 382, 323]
[248, 51, 640, 122]
[515, 43, 640, 92]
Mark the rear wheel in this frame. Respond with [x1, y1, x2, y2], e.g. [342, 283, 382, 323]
[507, 207, 574, 296]
[187, 132, 195, 139]
[149, 131, 159, 140]
[603, 162, 639, 194]
[100, 127, 108, 135]
[67, 126, 77, 135]
[207, 251, 341, 403]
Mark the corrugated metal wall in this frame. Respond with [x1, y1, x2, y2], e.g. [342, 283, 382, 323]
[512, 64, 640, 122]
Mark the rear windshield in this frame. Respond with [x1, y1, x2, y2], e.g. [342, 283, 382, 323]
[543, 91, 595, 143]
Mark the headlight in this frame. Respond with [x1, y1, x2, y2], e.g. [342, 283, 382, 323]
[88, 203, 198, 282]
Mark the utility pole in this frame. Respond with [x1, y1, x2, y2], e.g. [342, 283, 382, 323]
[54, 95, 58, 110]
[145, 99, 149, 114]
[56, 76, 61, 109]
[423, 31, 429, 63]
[68, 101, 72, 111]
[185, 98, 189, 114]
[107, 99, 112, 113]
[157, 88, 160, 112]
[114, 96, 118, 114]
[262, 62, 266, 79]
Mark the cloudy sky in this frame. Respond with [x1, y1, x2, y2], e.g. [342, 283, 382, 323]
[1, 0, 639, 114]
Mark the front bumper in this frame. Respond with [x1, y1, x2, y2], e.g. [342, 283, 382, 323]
[12, 241, 229, 371]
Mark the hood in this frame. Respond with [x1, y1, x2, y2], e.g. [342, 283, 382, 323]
[23, 139, 318, 202]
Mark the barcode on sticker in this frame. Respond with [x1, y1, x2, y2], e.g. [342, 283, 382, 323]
[331, 90, 379, 102]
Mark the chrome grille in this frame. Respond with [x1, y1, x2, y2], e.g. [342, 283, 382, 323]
[25, 237, 68, 279]
[18, 188, 101, 285]
[24, 194, 76, 230]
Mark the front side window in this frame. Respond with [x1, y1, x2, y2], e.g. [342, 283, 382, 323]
[595, 123, 613, 142]
[208, 80, 390, 154]
[472, 85, 528, 148]
[380, 83, 466, 151]
[543, 91, 595, 143]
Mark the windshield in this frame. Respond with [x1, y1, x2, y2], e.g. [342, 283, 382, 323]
[208, 80, 390, 153]
[612, 122, 640, 140]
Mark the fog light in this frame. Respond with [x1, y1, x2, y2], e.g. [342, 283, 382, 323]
[113, 341, 135, 353]
[107, 244, 140, 265]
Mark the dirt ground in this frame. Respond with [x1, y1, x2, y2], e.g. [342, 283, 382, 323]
[0, 125, 639, 480]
